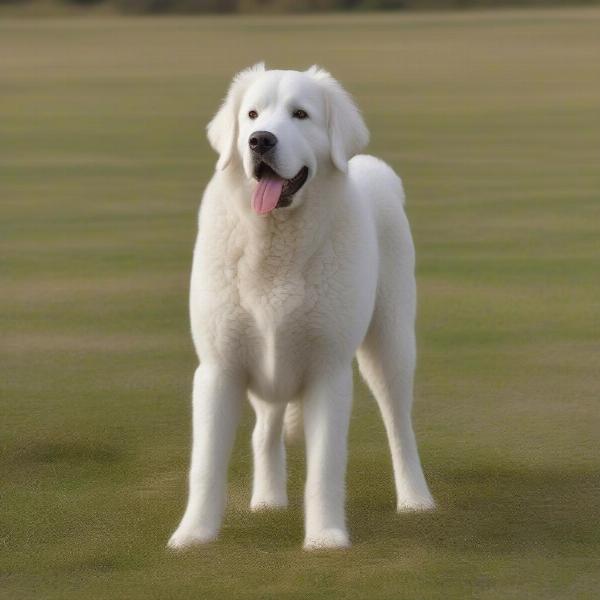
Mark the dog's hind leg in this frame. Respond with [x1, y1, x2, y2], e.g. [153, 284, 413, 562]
[357, 304, 434, 511]
[249, 395, 288, 510]
[356, 221, 434, 511]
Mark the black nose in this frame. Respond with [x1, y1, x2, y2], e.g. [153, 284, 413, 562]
[249, 131, 277, 155]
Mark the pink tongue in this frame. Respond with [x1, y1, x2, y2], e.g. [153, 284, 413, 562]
[252, 176, 284, 214]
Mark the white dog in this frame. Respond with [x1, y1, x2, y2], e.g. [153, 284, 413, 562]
[168, 63, 434, 551]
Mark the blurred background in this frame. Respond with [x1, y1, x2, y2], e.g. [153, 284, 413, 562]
[1, 3, 599, 600]
[2, 0, 600, 13]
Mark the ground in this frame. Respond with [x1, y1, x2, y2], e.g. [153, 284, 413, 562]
[1, 8, 599, 599]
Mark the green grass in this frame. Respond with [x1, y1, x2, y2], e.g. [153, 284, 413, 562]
[1, 8, 600, 599]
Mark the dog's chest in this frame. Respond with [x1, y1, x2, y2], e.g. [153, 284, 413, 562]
[220, 217, 314, 320]
[236, 245, 318, 398]
[237, 253, 308, 325]
[195, 213, 335, 400]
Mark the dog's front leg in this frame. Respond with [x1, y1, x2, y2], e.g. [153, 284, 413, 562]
[168, 364, 244, 549]
[303, 364, 353, 550]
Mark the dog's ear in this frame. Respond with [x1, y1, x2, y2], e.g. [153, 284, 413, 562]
[307, 66, 369, 173]
[207, 62, 266, 171]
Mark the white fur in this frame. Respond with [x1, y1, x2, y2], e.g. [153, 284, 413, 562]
[168, 64, 434, 552]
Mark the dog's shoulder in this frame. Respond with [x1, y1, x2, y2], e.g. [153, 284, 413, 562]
[348, 154, 405, 204]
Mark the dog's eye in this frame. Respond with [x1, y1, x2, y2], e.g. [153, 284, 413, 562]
[248, 110, 258, 120]
[292, 109, 309, 120]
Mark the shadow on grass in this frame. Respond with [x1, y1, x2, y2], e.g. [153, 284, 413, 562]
[2, 438, 128, 487]
[222, 497, 305, 552]
[349, 464, 600, 554]
[175, 462, 600, 556]
[4, 438, 598, 559]
[14, 440, 124, 465]
[162, 447, 600, 555]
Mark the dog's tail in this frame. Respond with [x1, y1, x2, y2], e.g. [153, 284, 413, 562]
[284, 401, 303, 445]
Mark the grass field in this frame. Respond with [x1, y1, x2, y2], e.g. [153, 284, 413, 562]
[2, 8, 600, 599]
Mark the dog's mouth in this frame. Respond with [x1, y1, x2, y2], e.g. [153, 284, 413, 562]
[251, 163, 309, 214]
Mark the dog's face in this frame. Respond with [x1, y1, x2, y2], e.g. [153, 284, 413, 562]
[207, 64, 369, 214]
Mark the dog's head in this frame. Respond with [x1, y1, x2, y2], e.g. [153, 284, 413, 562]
[207, 64, 369, 214]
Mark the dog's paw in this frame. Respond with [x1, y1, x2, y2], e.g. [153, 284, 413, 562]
[250, 495, 288, 512]
[303, 528, 350, 551]
[167, 526, 217, 550]
[396, 494, 436, 513]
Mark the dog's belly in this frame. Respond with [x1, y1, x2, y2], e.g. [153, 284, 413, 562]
[236, 264, 317, 402]
[245, 319, 307, 402]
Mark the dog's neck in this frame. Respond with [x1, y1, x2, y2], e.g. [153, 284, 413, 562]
[209, 165, 348, 326]
[222, 165, 347, 272]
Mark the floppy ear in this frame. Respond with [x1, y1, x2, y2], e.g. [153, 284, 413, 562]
[307, 66, 369, 173]
[207, 62, 266, 171]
